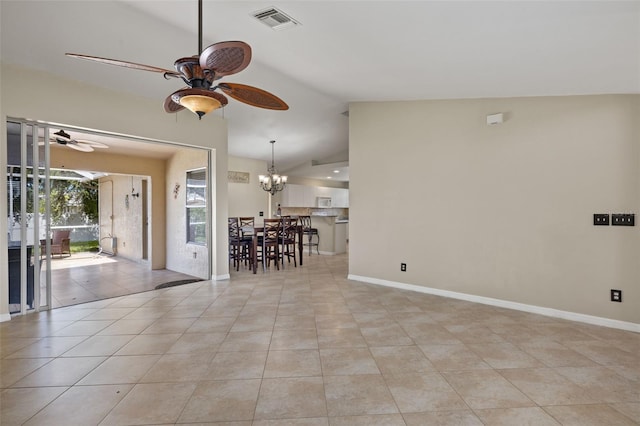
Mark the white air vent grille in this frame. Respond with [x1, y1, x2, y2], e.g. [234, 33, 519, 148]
[252, 7, 299, 31]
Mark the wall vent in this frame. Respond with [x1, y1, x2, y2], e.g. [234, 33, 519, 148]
[252, 7, 299, 31]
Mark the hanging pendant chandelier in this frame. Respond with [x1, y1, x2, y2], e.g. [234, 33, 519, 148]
[259, 140, 287, 195]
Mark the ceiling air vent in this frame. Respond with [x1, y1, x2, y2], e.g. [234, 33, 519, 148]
[252, 7, 299, 31]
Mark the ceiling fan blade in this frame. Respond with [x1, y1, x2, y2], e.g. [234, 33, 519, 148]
[164, 93, 186, 113]
[199, 41, 251, 79]
[218, 83, 289, 110]
[75, 139, 109, 149]
[66, 53, 180, 76]
[67, 142, 94, 153]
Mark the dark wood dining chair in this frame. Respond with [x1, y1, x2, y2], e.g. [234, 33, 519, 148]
[239, 216, 255, 229]
[228, 217, 251, 271]
[257, 218, 281, 271]
[239, 216, 255, 249]
[279, 216, 298, 268]
[299, 215, 319, 255]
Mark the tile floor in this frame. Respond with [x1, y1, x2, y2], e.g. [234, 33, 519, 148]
[46, 252, 200, 308]
[2, 252, 639, 425]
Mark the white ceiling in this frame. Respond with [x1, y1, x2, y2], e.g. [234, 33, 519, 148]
[2, 1, 639, 182]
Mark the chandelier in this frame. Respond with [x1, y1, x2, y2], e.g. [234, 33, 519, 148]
[259, 140, 287, 195]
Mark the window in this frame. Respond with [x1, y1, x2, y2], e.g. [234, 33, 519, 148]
[186, 168, 207, 245]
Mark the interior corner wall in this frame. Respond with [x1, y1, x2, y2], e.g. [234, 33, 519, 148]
[1, 63, 230, 318]
[165, 149, 209, 279]
[349, 94, 640, 325]
[228, 156, 270, 220]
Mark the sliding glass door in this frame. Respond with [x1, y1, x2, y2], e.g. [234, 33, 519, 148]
[6, 120, 51, 314]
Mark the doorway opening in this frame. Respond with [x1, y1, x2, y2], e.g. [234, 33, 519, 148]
[6, 119, 212, 314]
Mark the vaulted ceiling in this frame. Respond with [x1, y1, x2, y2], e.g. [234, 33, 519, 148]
[2, 1, 638, 181]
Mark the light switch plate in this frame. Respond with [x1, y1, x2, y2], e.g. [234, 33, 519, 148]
[612, 214, 634, 226]
[611, 289, 622, 302]
[593, 214, 609, 226]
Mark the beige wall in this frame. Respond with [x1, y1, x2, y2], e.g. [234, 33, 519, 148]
[0, 63, 229, 319]
[228, 156, 270, 221]
[165, 149, 209, 279]
[349, 95, 640, 326]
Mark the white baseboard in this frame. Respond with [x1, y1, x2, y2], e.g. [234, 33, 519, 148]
[214, 274, 230, 281]
[347, 274, 640, 333]
[0, 312, 12, 323]
[308, 251, 347, 256]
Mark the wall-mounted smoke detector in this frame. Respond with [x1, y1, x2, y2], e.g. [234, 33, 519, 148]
[252, 7, 300, 31]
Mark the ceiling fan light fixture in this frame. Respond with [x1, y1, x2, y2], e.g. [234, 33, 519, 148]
[179, 95, 222, 119]
[171, 89, 228, 119]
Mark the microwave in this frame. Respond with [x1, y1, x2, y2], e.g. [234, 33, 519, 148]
[316, 197, 332, 207]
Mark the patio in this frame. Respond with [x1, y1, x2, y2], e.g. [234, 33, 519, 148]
[45, 252, 200, 309]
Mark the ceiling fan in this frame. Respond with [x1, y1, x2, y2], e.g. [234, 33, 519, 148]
[65, 0, 288, 120]
[43, 130, 109, 153]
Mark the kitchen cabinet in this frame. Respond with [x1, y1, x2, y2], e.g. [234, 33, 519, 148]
[282, 184, 311, 207]
[309, 216, 348, 254]
[281, 184, 349, 207]
[331, 188, 349, 207]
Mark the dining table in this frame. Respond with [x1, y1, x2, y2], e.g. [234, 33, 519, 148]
[243, 223, 304, 273]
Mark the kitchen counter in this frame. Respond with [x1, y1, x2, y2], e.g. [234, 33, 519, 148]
[307, 215, 348, 255]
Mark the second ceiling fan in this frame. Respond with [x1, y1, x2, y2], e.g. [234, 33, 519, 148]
[43, 129, 109, 153]
[66, 0, 288, 119]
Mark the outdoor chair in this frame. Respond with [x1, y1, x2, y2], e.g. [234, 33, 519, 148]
[41, 229, 71, 258]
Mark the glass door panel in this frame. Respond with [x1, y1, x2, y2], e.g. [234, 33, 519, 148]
[5, 120, 50, 314]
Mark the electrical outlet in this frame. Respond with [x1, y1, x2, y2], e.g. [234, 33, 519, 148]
[193, 252, 197, 259]
[259, 211, 264, 217]
[611, 289, 622, 302]
[400, 263, 407, 272]
[593, 214, 609, 226]
[612, 214, 635, 226]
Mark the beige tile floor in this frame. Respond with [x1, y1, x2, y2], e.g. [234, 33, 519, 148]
[2, 252, 639, 425]
[45, 252, 200, 308]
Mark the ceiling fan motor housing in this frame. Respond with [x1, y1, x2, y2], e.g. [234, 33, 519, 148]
[53, 129, 71, 144]
[174, 57, 212, 89]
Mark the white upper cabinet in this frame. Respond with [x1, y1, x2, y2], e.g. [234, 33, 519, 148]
[282, 184, 304, 207]
[281, 184, 349, 207]
[332, 188, 349, 207]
